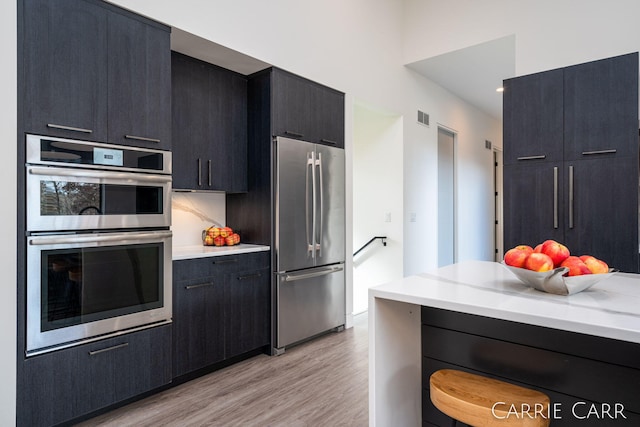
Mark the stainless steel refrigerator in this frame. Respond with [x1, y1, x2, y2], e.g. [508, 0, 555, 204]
[274, 136, 345, 352]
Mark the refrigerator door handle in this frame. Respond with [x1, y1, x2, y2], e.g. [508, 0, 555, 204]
[306, 153, 315, 257]
[282, 265, 344, 282]
[315, 152, 323, 257]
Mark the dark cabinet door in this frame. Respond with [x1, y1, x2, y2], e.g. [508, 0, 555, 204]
[225, 266, 270, 357]
[173, 263, 225, 377]
[18, 325, 171, 427]
[503, 69, 564, 165]
[171, 52, 248, 192]
[503, 162, 565, 249]
[565, 157, 639, 272]
[107, 12, 171, 150]
[171, 53, 211, 190]
[22, 0, 108, 142]
[564, 53, 638, 161]
[315, 85, 345, 148]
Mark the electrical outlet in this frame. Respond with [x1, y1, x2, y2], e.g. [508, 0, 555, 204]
[410, 212, 417, 222]
[384, 212, 391, 223]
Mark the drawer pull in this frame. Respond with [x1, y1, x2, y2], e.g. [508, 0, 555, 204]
[284, 131, 304, 138]
[517, 155, 546, 161]
[238, 272, 262, 281]
[47, 123, 93, 134]
[185, 282, 215, 290]
[89, 342, 128, 356]
[213, 258, 238, 265]
[320, 138, 338, 145]
[125, 135, 161, 143]
[581, 149, 617, 156]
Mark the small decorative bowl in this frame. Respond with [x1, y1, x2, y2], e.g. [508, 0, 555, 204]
[501, 262, 617, 295]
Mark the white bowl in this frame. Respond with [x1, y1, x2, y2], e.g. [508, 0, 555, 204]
[501, 262, 617, 295]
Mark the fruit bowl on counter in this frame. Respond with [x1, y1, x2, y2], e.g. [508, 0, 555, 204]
[202, 226, 241, 246]
[502, 240, 617, 295]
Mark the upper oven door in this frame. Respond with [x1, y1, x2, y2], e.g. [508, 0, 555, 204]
[27, 165, 172, 231]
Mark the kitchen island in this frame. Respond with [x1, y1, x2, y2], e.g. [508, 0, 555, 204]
[369, 260, 640, 426]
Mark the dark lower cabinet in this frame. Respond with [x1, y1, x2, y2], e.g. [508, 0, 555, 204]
[421, 307, 640, 426]
[172, 251, 270, 378]
[17, 324, 171, 427]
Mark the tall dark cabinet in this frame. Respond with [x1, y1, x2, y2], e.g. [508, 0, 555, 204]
[503, 52, 639, 272]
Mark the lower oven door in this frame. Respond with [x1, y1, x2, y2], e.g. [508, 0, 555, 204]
[26, 230, 172, 355]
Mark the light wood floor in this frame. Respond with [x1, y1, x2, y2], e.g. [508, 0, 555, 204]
[76, 312, 368, 427]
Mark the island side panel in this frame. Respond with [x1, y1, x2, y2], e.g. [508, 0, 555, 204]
[369, 296, 421, 427]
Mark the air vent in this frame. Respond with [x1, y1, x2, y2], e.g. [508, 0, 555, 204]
[417, 110, 430, 127]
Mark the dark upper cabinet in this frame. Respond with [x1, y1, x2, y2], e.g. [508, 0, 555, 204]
[271, 68, 345, 148]
[172, 252, 270, 379]
[503, 69, 564, 165]
[564, 53, 639, 160]
[107, 10, 171, 150]
[171, 52, 248, 192]
[21, 0, 171, 149]
[22, 0, 109, 142]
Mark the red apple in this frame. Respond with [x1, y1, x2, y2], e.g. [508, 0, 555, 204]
[213, 235, 226, 246]
[232, 233, 240, 245]
[220, 226, 233, 238]
[504, 246, 531, 268]
[579, 255, 609, 274]
[560, 256, 591, 276]
[225, 234, 236, 246]
[540, 240, 570, 267]
[524, 252, 554, 272]
[203, 235, 214, 246]
[533, 243, 543, 253]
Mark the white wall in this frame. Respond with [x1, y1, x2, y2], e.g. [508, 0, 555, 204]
[404, 0, 640, 76]
[1, 0, 17, 421]
[353, 104, 404, 314]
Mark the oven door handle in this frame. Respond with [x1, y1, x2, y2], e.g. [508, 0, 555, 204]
[28, 166, 172, 183]
[28, 231, 172, 246]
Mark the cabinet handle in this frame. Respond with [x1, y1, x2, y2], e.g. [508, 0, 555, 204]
[185, 282, 215, 290]
[284, 131, 304, 138]
[517, 155, 546, 161]
[238, 272, 262, 281]
[125, 135, 161, 143]
[553, 167, 558, 229]
[568, 165, 574, 229]
[320, 138, 337, 145]
[88, 342, 128, 356]
[212, 258, 238, 265]
[198, 158, 202, 186]
[581, 149, 617, 156]
[47, 123, 93, 134]
[208, 159, 212, 186]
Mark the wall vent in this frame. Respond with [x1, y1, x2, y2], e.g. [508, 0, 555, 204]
[417, 110, 429, 127]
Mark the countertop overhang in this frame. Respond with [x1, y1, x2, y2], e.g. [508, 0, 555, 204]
[172, 243, 270, 261]
[370, 260, 640, 344]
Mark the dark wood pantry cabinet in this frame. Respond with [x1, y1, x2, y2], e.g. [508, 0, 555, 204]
[172, 251, 270, 378]
[171, 52, 248, 192]
[21, 0, 171, 149]
[503, 52, 639, 272]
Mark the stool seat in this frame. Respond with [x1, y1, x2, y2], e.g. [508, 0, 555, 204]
[429, 369, 551, 427]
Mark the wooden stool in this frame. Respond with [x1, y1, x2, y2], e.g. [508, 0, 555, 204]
[429, 369, 551, 427]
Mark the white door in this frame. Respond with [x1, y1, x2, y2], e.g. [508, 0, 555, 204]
[438, 127, 456, 267]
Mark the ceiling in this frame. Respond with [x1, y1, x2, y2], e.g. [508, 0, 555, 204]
[406, 35, 516, 121]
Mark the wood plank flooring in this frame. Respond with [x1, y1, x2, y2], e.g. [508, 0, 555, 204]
[76, 313, 368, 427]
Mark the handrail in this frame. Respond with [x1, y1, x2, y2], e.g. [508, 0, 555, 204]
[354, 236, 387, 257]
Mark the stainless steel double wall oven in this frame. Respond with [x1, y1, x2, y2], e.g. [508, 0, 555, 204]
[25, 134, 172, 355]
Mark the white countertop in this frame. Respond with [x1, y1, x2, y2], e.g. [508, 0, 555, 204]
[172, 243, 270, 260]
[370, 260, 640, 344]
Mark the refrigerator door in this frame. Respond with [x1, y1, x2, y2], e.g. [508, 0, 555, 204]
[276, 264, 345, 349]
[314, 144, 345, 267]
[275, 136, 317, 272]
